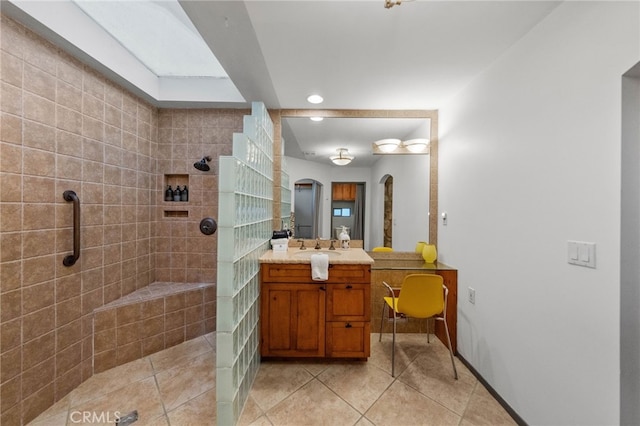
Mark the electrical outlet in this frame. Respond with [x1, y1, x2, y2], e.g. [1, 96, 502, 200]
[468, 287, 476, 304]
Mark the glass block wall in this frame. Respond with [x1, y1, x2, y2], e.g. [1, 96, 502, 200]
[217, 102, 274, 425]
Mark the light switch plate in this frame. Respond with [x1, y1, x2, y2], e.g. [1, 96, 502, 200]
[568, 241, 596, 268]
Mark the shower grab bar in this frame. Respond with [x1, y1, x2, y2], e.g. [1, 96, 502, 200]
[62, 190, 80, 267]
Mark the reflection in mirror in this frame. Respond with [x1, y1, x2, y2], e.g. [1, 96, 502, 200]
[293, 179, 322, 239]
[278, 110, 438, 249]
[282, 117, 430, 167]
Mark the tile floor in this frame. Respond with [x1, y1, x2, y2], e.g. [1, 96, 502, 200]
[28, 333, 516, 426]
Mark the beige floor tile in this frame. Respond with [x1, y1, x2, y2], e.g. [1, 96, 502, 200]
[354, 415, 375, 426]
[265, 379, 362, 426]
[155, 351, 215, 411]
[238, 395, 265, 426]
[69, 358, 154, 406]
[317, 361, 393, 413]
[167, 388, 216, 425]
[246, 415, 274, 426]
[398, 351, 476, 415]
[69, 377, 164, 426]
[149, 336, 212, 372]
[364, 380, 461, 426]
[204, 331, 216, 348]
[369, 333, 427, 377]
[461, 383, 517, 426]
[249, 362, 314, 412]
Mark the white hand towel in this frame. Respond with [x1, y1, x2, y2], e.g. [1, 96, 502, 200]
[310, 253, 329, 281]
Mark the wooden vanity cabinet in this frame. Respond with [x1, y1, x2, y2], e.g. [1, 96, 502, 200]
[261, 283, 326, 357]
[332, 183, 356, 201]
[260, 263, 371, 359]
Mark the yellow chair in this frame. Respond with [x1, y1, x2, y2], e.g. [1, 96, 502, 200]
[372, 246, 393, 252]
[378, 274, 458, 379]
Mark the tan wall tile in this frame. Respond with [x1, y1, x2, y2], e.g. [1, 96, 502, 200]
[22, 255, 55, 287]
[22, 357, 55, 398]
[56, 296, 82, 327]
[0, 376, 21, 415]
[1, 82, 22, 115]
[23, 306, 55, 342]
[24, 93, 55, 127]
[0, 203, 22, 232]
[21, 383, 54, 425]
[56, 319, 82, 351]
[0, 318, 21, 352]
[22, 175, 55, 203]
[24, 63, 55, 102]
[0, 289, 21, 322]
[0, 115, 22, 146]
[22, 281, 54, 315]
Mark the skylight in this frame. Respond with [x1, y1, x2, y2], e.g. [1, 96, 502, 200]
[73, 0, 228, 78]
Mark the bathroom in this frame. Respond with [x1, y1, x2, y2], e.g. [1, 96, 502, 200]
[2, 1, 640, 426]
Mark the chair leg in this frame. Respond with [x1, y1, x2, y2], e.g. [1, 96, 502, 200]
[440, 317, 458, 380]
[379, 302, 386, 342]
[391, 309, 397, 377]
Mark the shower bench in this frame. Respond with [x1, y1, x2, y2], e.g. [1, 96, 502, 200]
[92, 282, 216, 373]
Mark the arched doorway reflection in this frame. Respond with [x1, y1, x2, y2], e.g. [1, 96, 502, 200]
[293, 179, 322, 239]
[383, 175, 393, 247]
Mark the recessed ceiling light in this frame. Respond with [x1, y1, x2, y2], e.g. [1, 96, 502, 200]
[310, 117, 324, 122]
[307, 94, 324, 104]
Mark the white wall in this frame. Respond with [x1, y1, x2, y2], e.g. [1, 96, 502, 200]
[285, 154, 429, 251]
[371, 154, 430, 251]
[438, 2, 639, 425]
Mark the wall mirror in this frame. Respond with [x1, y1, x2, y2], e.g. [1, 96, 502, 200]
[278, 109, 438, 249]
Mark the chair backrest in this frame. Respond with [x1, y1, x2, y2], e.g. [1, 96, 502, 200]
[372, 247, 393, 252]
[396, 274, 445, 318]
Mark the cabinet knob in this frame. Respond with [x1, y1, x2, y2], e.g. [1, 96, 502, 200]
[345, 323, 352, 328]
[346, 284, 353, 289]
[319, 286, 326, 291]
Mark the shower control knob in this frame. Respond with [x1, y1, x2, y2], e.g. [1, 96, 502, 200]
[199, 217, 217, 235]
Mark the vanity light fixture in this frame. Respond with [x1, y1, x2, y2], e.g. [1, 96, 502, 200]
[330, 148, 354, 166]
[310, 116, 324, 122]
[403, 138, 429, 153]
[372, 138, 430, 155]
[374, 138, 401, 153]
[307, 94, 324, 104]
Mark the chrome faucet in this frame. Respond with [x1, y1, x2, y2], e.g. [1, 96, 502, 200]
[315, 238, 321, 249]
[298, 239, 306, 250]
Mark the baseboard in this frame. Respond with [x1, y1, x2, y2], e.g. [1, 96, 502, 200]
[457, 353, 528, 426]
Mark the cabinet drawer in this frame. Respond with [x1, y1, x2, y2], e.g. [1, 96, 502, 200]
[262, 263, 370, 284]
[326, 322, 370, 358]
[326, 284, 370, 321]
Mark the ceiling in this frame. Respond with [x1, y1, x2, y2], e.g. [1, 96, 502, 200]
[6, 0, 561, 166]
[178, 0, 560, 165]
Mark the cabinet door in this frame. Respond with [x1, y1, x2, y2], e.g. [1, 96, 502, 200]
[326, 322, 370, 358]
[261, 284, 326, 357]
[326, 284, 370, 321]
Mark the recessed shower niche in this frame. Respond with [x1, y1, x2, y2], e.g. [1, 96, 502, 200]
[163, 174, 189, 218]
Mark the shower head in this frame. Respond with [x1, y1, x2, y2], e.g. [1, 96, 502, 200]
[194, 156, 212, 172]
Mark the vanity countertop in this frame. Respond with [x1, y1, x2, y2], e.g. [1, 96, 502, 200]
[259, 247, 374, 265]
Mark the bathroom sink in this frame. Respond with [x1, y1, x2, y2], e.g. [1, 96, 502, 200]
[292, 250, 342, 258]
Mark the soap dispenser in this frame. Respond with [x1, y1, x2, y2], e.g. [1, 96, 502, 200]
[338, 226, 350, 250]
[180, 185, 188, 202]
[165, 185, 173, 202]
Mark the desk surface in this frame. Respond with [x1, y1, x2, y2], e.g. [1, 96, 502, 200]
[371, 259, 456, 271]
[368, 251, 456, 271]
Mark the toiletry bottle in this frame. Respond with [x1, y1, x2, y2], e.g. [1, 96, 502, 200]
[180, 185, 188, 202]
[165, 185, 173, 202]
[173, 186, 181, 202]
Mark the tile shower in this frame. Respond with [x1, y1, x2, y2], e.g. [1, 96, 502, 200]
[0, 15, 246, 425]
